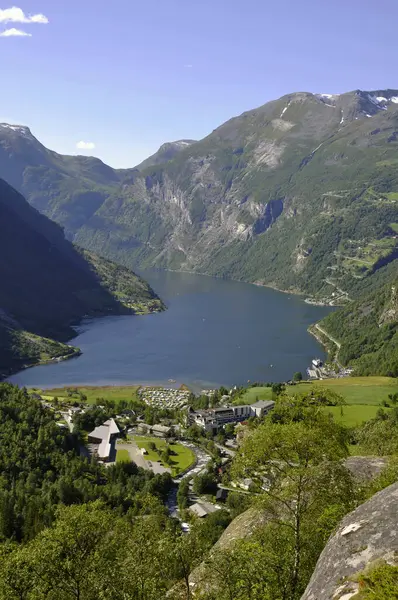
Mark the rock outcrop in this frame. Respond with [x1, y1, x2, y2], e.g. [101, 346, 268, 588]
[344, 456, 388, 482]
[301, 482, 398, 600]
[189, 506, 270, 594]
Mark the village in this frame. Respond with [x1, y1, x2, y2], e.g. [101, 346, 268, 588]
[306, 357, 354, 380]
[31, 384, 276, 527]
[138, 386, 191, 409]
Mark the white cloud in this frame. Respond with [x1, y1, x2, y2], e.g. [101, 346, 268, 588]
[76, 141, 96, 151]
[0, 27, 31, 36]
[184, 64, 193, 68]
[0, 6, 48, 24]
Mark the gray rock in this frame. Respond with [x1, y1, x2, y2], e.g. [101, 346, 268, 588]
[301, 482, 398, 600]
[344, 456, 388, 482]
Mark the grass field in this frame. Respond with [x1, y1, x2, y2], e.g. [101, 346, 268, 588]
[290, 377, 398, 406]
[30, 385, 140, 405]
[237, 386, 274, 404]
[133, 436, 195, 476]
[322, 405, 390, 427]
[116, 449, 130, 463]
[237, 377, 397, 428]
[238, 378, 397, 408]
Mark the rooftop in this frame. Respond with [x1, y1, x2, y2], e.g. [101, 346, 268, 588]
[250, 400, 275, 409]
[88, 418, 120, 460]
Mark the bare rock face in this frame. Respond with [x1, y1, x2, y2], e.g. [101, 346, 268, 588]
[301, 482, 398, 600]
[344, 456, 388, 482]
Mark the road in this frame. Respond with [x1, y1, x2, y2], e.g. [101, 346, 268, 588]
[314, 324, 343, 369]
[117, 439, 149, 470]
[314, 324, 341, 349]
[214, 442, 236, 457]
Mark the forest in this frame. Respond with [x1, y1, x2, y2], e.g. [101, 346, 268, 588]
[0, 383, 397, 599]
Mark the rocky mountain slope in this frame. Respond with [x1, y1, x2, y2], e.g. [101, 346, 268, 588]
[135, 139, 197, 170]
[301, 481, 398, 600]
[1, 89, 398, 303]
[0, 178, 162, 376]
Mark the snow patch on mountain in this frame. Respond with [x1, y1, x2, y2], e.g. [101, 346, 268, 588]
[0, 123, 31, 136]
[368, 95, 388, 109]
[279, 101, 291, 118]
[318, 93, 340, 99]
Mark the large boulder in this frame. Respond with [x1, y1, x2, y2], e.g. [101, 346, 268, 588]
[189, 506, 270, 594]
[344, 456, 388, 482]
[301, 482, 398, 599]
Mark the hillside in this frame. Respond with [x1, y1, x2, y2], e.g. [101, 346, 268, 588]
[319, 272, 398, 377]
[135, 139, 197, 170]
[1, 90, 398, 305]
[0, 178, 163, 376]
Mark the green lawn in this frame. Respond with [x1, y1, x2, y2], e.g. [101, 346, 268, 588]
[133, 436, 195, 476]
[238, 377, 397, 407]
[30, 385, 140, 405]
[322, 405, 390, 427]
[237, 378, 397, 429]
[116, 449, 130, 463]
[237, 386, 274, 405]
[290, 377, 398, 406]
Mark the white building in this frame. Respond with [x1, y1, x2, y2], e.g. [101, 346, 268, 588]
[189, 400, 275, 433]
[88, 418, 120, 462]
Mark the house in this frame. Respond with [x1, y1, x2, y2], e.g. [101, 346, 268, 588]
[140, 447, 148, 455]
[137, 423, 171, 437]
[188, 502, 218, 518]
[216, 488, 229, 503]
[151, 424, 172, 437]
[88, 418, 120, 462]
[312, 358, 323, 368]
[250, 400, 275, 418]
[189, 400, 275, 433]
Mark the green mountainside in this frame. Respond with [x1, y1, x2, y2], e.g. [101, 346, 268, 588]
[1, 91, 398, 373]
[1, 90, 397, 306]
[135, 139, 197, 171]
[0, 178, 163, 376]
[319, 272, 398, 376]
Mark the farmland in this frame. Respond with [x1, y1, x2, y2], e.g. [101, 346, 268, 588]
[237, 377, 398, 427]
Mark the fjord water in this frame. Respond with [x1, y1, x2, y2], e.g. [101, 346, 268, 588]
[9, 270, 333, 391]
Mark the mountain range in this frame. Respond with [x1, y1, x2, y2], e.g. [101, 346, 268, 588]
[0, 178, 163, 376]
[1, 88, 398, 374]
[1, 89, 397, 303]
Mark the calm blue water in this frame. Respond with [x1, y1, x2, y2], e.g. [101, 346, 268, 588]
[8, 270, 333, 391]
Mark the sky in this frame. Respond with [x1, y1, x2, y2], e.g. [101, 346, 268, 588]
[1, 0, 398, 168]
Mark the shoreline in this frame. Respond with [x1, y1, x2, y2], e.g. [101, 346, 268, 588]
[162, 267, 343, 307]
[1, 302, 165, 384]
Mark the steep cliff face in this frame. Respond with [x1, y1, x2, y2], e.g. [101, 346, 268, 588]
[1, 90, 398, 300]
[301, 482, 398, 600]
[73, 89, 398, 297]
[0, 178, 162, 375]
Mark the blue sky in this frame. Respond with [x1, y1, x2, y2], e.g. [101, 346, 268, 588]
[1, 0, 397, 167]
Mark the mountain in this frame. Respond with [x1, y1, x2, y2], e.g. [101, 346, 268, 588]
[0, 178, 163, 376]
[318, 265, 398, 376]
[1, 89, 398, 305]
[135, 139, 197, 170]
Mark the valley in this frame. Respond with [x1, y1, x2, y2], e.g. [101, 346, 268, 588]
[8, 269, 332, 390]
[2, 3, 398, 598]
[1, 89, 398, 309]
